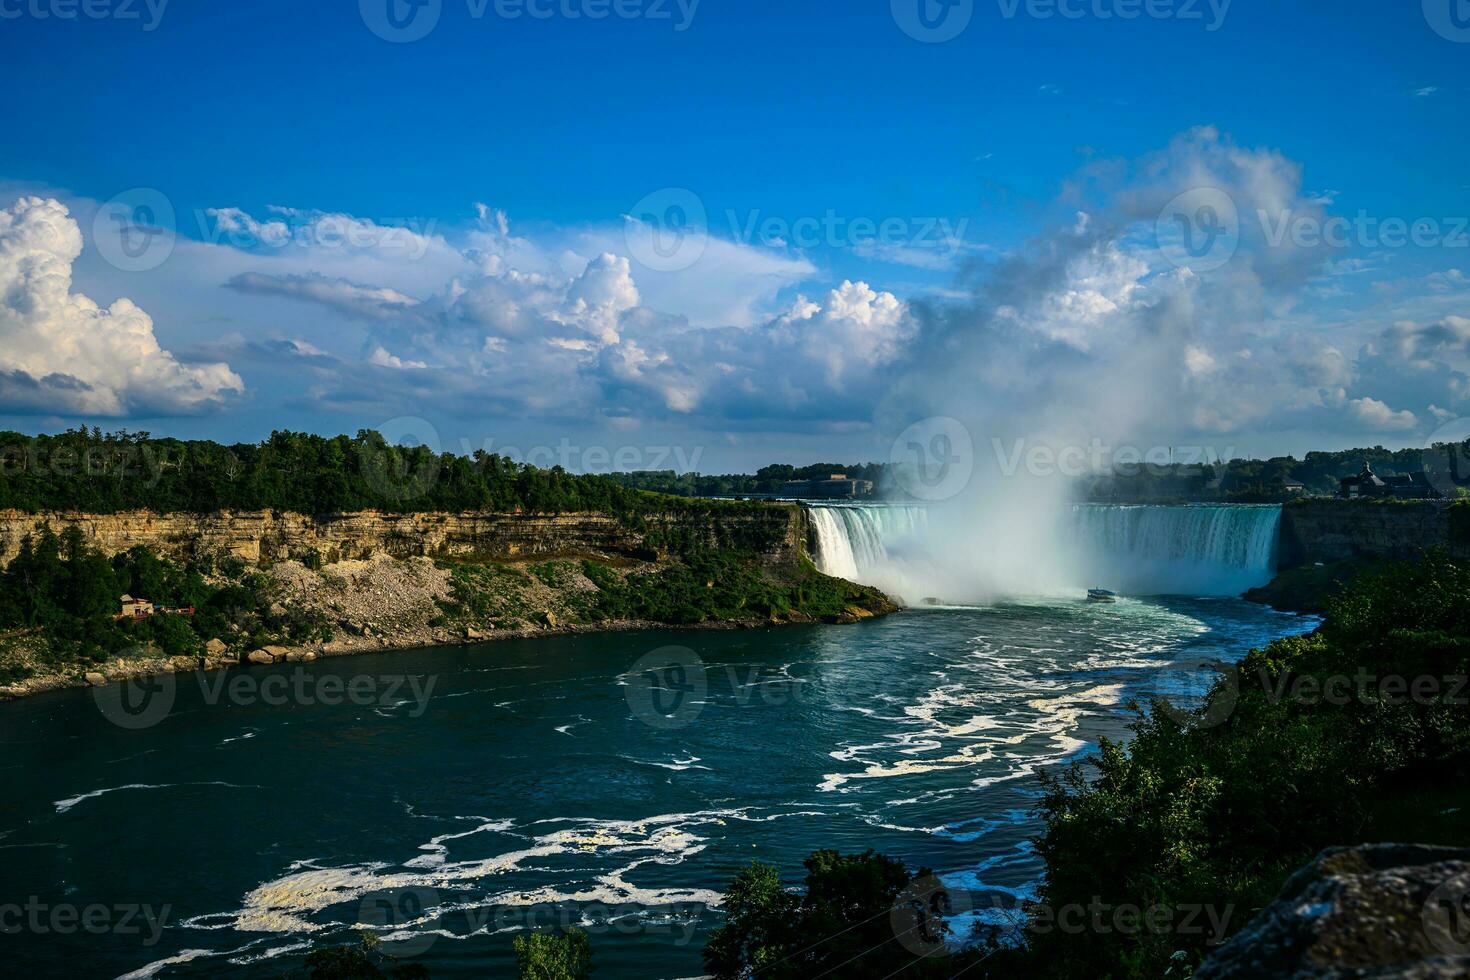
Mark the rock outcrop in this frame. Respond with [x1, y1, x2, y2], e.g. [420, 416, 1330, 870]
[1197, 844, 1470, 979]
[0, 506, 806, 569]
[1279, 501, 1469, 567]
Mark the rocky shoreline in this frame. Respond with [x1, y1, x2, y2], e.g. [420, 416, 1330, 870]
[0, 551, 898, 702]
[0, 610, 895, 702]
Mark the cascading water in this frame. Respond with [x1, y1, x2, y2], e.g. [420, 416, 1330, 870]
[807, 502, 1282, 599]
[1069, 504, 1281, 596]
[808, 505, 928, 581]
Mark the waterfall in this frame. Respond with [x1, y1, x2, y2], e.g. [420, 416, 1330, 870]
[807, 505, 928, 581]
[1069, 504, 1281, 596]
[807, 502, 1282, 599]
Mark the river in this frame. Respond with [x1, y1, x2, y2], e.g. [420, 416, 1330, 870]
[1, 589, 1314, 977]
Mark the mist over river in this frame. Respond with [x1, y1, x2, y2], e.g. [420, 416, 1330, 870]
[1, 593, 1314, 978]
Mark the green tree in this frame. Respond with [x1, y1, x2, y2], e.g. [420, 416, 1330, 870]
[704, 851, 947, 980]
[513, 929, 592, 980]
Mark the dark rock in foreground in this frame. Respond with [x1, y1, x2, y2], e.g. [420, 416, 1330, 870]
[1197, 844, 1470, 979]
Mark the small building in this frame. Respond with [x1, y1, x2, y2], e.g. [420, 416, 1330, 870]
[1339, 463, 1386, 499]
[1380, 472, 1441, 500]
[118, 595, 154, 619]
[1282, 479, 1307, 496]
[1339, 463, 1442, 500]
[779, 474, 875, 499]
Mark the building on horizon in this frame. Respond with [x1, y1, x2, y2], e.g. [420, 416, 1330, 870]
[778, 474, 875, 500]
[1338, 462, 1441, 500]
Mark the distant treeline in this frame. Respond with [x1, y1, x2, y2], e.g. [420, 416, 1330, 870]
[606, 463, 887, 498]
[611, 446, 1470, 502]
[2, 429, 1465, 512]
[0, 429, 763, 517]
[1085, 444, 1468, 501]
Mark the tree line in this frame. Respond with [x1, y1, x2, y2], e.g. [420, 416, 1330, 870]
[0, 429, 731, 517]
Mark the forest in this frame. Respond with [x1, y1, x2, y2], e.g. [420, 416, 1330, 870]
[0, 429, 731, 516]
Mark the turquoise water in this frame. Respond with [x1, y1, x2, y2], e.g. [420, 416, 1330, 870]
[0, 600, 1315, 978]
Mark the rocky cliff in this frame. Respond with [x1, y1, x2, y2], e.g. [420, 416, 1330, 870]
[0, 506, 808, 569]
[1279, 500, 1470, 567]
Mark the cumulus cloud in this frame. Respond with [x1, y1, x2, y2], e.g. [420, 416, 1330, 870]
[1347, 396, 1418, 431]
[881, 127, 1469, 448]
[34, 126, 1462, 450]
[0, 197, 242, 415]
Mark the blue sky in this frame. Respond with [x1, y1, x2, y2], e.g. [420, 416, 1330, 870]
[1, 0, 1468, 470]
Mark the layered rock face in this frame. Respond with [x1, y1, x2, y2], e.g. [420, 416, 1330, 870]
[0, 507, 807, 569]
[1197, 844, 1470, 978]
[1279, 501, 1469, 567]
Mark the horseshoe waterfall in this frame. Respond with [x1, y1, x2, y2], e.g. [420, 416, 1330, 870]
[808, 503, 1283, 600]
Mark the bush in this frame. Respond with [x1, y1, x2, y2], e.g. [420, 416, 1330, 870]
[705, 851, 964, 979]
[512, 930, 591, 980]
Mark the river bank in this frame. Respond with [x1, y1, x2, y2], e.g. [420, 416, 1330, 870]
[0, 550, 898, 702]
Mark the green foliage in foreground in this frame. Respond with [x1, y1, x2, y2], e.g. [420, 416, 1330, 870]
[302, 933, 429, 979]
[704, 851, 976, 979]
[513, 929, 592, 979]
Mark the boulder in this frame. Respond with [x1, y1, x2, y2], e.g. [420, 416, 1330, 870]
[285, 650, 316, 662]
[541, 610, 559, 629]
[465, 627, 488, 641]
[84, 672, 107, 687]
[262, 645, 292, 658]
[1197, 843, 1470, 979]
[204, 638, 228, 656]
[245, 649, 275, 665]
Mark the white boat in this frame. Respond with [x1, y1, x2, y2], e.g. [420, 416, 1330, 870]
[1086, 589, 1118, 603]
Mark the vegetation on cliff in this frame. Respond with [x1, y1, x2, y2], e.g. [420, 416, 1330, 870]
[0, 528, 328, 684]
[435, 552, 893, 633]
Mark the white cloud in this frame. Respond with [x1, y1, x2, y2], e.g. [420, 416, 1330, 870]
[0, 197, 242, 415]
[225, 272, 421, 321]
[368, 346, 428, 370]
[23, 126, 1467, 450]
[1348, 396, 1418, 431]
